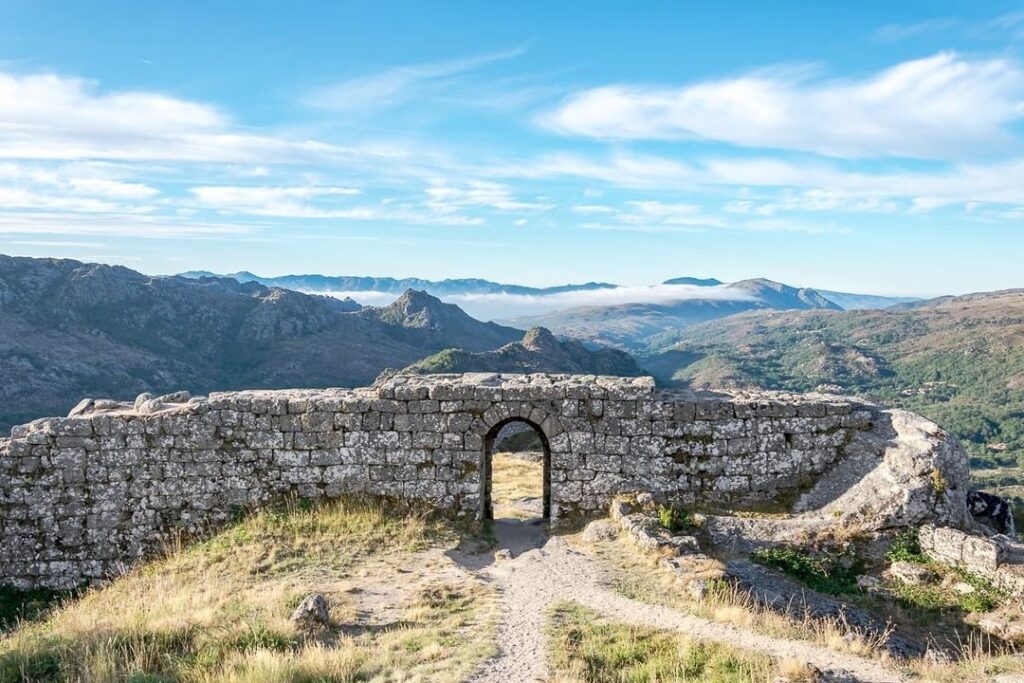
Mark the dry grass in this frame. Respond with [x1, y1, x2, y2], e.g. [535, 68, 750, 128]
[0, 497, 496, 683]
[579, 530, 1024, 680]
[547, 601, 786, 682]
[582, 533, 895, 661]
[491, 452, 543, 520]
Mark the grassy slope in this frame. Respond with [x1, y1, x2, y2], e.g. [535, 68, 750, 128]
[0, 498, 494, 683]
[645, 292, 1024, 471]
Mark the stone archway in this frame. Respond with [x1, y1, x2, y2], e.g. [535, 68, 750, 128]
[482, 417, 552, 521]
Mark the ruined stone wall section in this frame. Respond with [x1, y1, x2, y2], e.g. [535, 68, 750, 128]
[0, 373, 876, 589]
[919, 525, 1024, 596]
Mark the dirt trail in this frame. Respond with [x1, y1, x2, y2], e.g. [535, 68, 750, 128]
[464, 519, 908, 683]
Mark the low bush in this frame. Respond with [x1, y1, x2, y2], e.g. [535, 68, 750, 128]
[657, 505, 693, 533]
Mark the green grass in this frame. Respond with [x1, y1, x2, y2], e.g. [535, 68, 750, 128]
[546, 602, 788, 683]
[750, 547, 860, 596]
[884, 565, 1005, 616]
[884, 530, 928, 565]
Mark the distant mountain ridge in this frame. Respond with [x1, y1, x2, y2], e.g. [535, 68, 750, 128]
[180, 270, 617, 297]
[181, 271, 921, 313]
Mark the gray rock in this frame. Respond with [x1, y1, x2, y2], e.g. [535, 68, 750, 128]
[887, 561, 936, 586]
[68, 399, 94, 417]
[582, 519, 618, 543]
[290, 593, 330, 628]
[156, 391, 191, 404]
[856, 574, 882, 591]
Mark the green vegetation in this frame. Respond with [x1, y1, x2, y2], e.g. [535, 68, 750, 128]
[0, 497, 494, 683]
[750, 547, 859, 596]
[547, 602, 789, 683]
[657, 505, 694, 533]
[885, 530, 927, 564]
[886, 566, 1003, 615]
[646, 295, 1024, 479]
[880, 532, 1006, 616]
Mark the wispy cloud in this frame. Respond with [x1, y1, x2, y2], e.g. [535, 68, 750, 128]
[0, 211, 255, 238]
[189, 183, 490, 226]
[541, 53, 1024, 159]
[424, 179, 551, 213]
[873, 18, 959, 42]
[0, 71, 402, 165]
[305, 46, 527, 111]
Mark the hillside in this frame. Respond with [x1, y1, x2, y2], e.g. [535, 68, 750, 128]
[511, 278, 841, 351]
[405, 327, 645, 377]
[0, 256, 521, 431]
[644, 289, 1024, 467]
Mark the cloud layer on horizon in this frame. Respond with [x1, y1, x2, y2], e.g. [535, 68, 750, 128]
[322, 283, 757, 321]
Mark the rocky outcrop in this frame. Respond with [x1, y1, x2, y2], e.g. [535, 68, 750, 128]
[794, 409, 970, 530]
[405, 326, 644, 377]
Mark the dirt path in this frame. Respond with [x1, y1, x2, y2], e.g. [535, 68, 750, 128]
[464, 519, 909, 683]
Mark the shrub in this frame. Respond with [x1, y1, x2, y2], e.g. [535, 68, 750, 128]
[657, 505, 692, 533]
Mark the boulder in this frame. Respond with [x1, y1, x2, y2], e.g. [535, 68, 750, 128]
[290, 593, 330, 629]
[67, 398, 94, 417]
[582, 519, 618, 543]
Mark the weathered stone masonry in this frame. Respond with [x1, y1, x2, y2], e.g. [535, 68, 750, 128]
[0, 373, 967, 589]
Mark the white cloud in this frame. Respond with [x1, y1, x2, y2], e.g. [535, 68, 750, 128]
[67, 178, 159, 199]
[324, 283, 757, 321]
[0, 71, 384, 164]
[541, 53, 1024, 159]
[190, 183, 489, 225]
[0, 211, 254, 238]
[306, 46, 526, 111]
[572, 204, 615, 214]
[424, 180, 551, 213]
[873, 18, 959, 42]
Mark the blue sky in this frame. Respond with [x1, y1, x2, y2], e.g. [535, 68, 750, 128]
[2, 1, 1024, 296]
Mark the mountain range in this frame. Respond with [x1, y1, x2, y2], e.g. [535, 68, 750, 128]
[182, 270, 921, 349]
[179, 270, 617, 298]
[4, 255, 1022, 477]
[0, 256, 528, 431]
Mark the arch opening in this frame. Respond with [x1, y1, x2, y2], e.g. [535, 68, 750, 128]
[483, 418, 551, 522]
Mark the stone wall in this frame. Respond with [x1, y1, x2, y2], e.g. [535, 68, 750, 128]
[0, 373, 966, 589]
[919, 525, 1024, 596]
